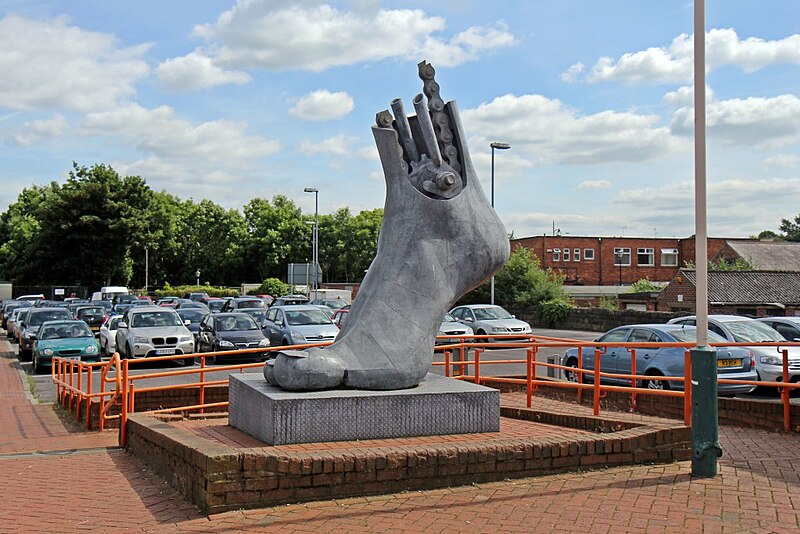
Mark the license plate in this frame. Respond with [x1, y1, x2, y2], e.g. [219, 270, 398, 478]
[717, 359, 742, 368]
[65, 356, 81, 361]
[155, 348, 176, 355]
[91, 326, 99, 331]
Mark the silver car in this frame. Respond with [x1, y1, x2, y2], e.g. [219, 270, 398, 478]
[449, 304, 532, 341]
[115, 306, 195, 366]
[436, 313, 474, 346]
[98, 314, 123, 357]
[261, 305, 339, 347]
[667, 315, 800, 384]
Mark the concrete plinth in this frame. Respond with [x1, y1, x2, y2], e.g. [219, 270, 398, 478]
[229, 373, 499, 445]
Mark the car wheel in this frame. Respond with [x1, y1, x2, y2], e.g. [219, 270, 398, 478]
[126, 343, 134, 360]
[564, 359, 581, 383]
[32, 353, 40, 374]
[642, 372, 669, 391]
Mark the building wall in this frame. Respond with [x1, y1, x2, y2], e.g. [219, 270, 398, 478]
[512, 235, 746, 286]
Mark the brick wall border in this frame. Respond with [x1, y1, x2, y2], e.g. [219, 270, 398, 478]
[126, 408, 690, 514]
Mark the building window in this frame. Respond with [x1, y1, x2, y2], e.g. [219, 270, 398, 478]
[574, 248, 580, 261]
[553, 248, 560, 261]
[661, 248, 679, 266]
[563, 248, 570, 261]
[637, 248, 654, 266]
[614, 247, 631, 266]
[584, 248, 595, 260]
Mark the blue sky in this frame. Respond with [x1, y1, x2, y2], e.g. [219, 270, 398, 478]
[1, 0, 799, 239]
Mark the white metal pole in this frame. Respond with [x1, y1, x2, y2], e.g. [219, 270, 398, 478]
[314, 191, 319, 302]
[694, 0, 708, 347]
[490, 146, 495, 306]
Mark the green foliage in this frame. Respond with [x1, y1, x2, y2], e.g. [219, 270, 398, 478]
[247, 278, 291, 297]
[153, 285, 238, 298]
[779, 214, 800, 242]
[626, 278, 663, 293]
[684, 258, 756, 271]
[459, 249, 572, 317]
[539, 297, 573, 327]
[597, 295, 620, 311]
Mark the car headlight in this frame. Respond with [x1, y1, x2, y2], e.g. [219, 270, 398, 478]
[219, 339, 234, 347]
[133, 336, 149, 343]
[760, 355, 782, 365]
[492, 326, 509, 332]
[258, 338, 270, 347]
[85, 345, 98, 354]
[290, 330, 307, 341]
[178, 335, 193, 343]
[43, 348, 54, 356]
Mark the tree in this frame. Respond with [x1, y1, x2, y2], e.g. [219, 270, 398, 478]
[243, 195, 311, 281]
[684, 258, 755, 271]
[780, 215, 800, 241]
[627, 278, 663, 293]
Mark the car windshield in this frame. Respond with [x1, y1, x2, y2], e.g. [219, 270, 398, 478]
[207, 300, 225, 311]
[40, 323, 93, 339]
[78, 307, 105, 317]
[322, 300, 347, 310]
[178, 310, 207, 322]
[668, 329, 727, 343]
[285, 309, 333, 326]
[443, 313, 457, 322]
[241, 309, 267, 322]
[217, 315, 259, 331]
[131, 311, 183, 328]
[91, 301, 113, 312]
[29, 310, 71, 326]
[237, 300, 264, 308]
[108, 317, 122, 330]
[473, 307, 513, 320]
[724, 320, 784, 342]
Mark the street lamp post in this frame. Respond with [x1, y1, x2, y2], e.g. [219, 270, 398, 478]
[195, 269, 200, 287]
[490, 142, 511, 305]
[304, 187, 319, 301]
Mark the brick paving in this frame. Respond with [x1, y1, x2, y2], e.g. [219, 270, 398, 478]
[2, 336, 800, 533]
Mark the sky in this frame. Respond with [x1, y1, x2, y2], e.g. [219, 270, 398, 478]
[1, 0, 799, 240]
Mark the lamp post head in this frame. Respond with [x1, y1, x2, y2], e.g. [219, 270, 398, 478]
[304, 187, 318, 193]
[195, 270, 200, 277]
[490, 142, 511, 150]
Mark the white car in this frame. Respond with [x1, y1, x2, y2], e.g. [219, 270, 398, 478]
[98, 314, 123, 357]
[449, 304, 532, 341]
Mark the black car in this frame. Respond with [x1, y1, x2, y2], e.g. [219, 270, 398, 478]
[74, 305, 108, 335]
[272, 294, 310, 306]
[177, 308, 209, 342]
[220, 297, 266, 312]
[197, 312, 270, 363]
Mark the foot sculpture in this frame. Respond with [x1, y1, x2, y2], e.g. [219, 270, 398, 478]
[264, 61, 509, 390]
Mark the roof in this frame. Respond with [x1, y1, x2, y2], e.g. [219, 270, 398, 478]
[680, 270, 800, 304]
[724, 241, 800, 271]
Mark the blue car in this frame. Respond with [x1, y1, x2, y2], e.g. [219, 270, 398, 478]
[561, 324, 757, 395]
[31, 320, 101, 374]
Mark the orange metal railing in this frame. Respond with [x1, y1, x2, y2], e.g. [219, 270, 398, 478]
[51, 335, 800, 445]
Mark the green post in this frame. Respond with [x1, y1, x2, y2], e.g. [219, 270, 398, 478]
[691, 346, 721, 477]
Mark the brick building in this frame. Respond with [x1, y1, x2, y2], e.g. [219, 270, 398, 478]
[511, 235, 754, 286]
[657, 269, 800, 317]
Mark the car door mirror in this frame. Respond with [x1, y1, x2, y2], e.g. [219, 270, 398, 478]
[275, 320, 283, 327]
[118, 322, 127, 328]
[184, 319, 191, 325]
[29, 333, 37, 340]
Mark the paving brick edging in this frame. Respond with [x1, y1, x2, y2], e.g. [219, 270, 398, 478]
[126, 409, 691, 514]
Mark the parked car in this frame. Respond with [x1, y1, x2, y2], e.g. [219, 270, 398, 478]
[206, 299, 226, 314]
[176, 301, 210, 311]
[311, 298, 349, 310]
[2, 300, 32, 329]
[6, 306, 27, 341]
[16, 294, 46, 302]
[98, 315, 123, 356]
[449, 304, 532, 341]
[221, 297, 267, 312]
[184, 292, 210, 302]
[562, 324, 758, 395]
[115, 306, 195, 366]
[155, 297, 180, 308]
[667, 315, 800, 384]
[176, 308, 208, 342]
[137, 296, 154, 304]
[74, 305, 108, 335]
[757, 317, 800, 342]
[197, 312, 269, 362]
[31, 320, 101, 374]
[272, 294, 310, 307]
[17, 307, 74, 361]
[90, 300, 114, 316]
[261, 305, 339, 347]
[436, 313, 474, 346]
[239, 307, 269, 324]
[331, 308, 349, 329]
[112, 294, 139, 305]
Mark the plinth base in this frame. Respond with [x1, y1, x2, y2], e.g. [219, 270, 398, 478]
[229, 373, 500, 445]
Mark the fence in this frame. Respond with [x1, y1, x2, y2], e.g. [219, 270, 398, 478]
[52, 335, 800, 447]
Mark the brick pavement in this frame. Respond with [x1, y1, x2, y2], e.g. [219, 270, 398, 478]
[1, 336, 800, 533]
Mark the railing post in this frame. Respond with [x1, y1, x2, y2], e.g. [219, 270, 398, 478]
[85, 364, 93, 430]
[629, 348, 638, 412]
[199, 355, 206, 414]
[68, 361, 75, 412]
[577, 347, 583, 403]
[444, 350, 451, 378]
[120, 359, 129, 448]
[684, 350, 692, 426]
[526, 347, 533, 408]
[459, 342, 467, 378]
[76, 363, 83, 423]
[593, 349, 601, 416]
[782, 348, 790, 433]
[474, 348, 481, 385]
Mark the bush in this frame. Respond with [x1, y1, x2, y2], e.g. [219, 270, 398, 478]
[246, 278, 291, 297]
[153, 285, 238, 298]
[539, 297, 572, 327]
[626, 278, 662, 293]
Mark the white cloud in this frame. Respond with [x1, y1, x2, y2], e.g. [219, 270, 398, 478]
[289, 90, 354, 121]
[182, 1, 515, 71]
[670, 94, 800, 148]
[662, 85, 715, 107]
[0, 14, 150, 112]
[155, 50, 251, 91]
[763, 154, 800, 169]
[298, 134, 356, 157]
[462, 93, 680, 166]
[571, 28, 800, 85]
[577, 179, 612, 190]
[559, 62, 584, 83]
[3, 115, 68, 146]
